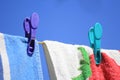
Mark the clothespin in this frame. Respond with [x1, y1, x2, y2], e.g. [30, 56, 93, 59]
[23, 12, 39, 56]
[88, 23, 103, 65]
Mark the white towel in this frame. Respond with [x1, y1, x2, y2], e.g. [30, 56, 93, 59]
[42, 40, 92, 80]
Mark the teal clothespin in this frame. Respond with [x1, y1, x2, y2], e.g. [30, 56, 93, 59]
[88, 23, 103, 65]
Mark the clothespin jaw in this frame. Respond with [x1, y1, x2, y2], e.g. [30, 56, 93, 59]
[88, 23, 103, 65]
[23, 12, 39, 56]
[94, 39, 101, 64]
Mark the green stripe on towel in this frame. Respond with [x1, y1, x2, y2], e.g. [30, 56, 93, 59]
[72, 47, 92, 80]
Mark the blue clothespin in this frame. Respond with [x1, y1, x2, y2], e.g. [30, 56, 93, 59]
[88, 23, 103, 65]
[23, 12, 39, 56]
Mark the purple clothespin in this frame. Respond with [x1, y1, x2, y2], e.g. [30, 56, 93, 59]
[23, 12, 39, 56]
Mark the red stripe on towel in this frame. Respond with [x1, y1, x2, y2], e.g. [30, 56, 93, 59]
[89, 53, 120, 80]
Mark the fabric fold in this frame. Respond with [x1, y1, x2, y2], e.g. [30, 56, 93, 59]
[0, 33, 43, 80]
[42, 40, 120, 80]
[42, 40, 92, 80]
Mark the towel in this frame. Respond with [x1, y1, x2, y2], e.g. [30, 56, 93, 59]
[42, 40, 92, 80]
[89, 49, 120, 80]
[42, 40, 120, 80]
[77, 46, 120, 80]
[0, 33, 43, 80]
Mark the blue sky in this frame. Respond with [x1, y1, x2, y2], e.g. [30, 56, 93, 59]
[0, 0, 120, 80]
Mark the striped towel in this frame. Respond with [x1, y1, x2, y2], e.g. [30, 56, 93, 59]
[42, 40, 120, 80]
[0, 33, 43, 80]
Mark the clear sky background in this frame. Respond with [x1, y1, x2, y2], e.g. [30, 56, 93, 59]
[0, 0, 120, 80]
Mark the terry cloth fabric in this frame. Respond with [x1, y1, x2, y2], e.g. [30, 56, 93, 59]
[0, 33, 43, 80]
[42, 40, 92, 80]
[42, 40, 120, 80]
[78, 46, 120, 80]
[89, 49, 120, 80]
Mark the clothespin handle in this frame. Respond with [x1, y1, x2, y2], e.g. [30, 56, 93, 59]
[88, 27, 94, 48]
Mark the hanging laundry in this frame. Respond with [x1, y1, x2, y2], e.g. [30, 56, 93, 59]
[42, 40, 120, 80]
[0, 33, 43, 80]
[76, 47, 120, 80]
[41, 40, 92, 80]
[89, 50, 120, 80]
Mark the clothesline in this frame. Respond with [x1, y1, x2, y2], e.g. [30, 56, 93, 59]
[38, 42, 44, 44]
[1, 32, 120, 80]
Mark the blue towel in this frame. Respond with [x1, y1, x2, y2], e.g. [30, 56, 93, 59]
[0, 33, 43, 80]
